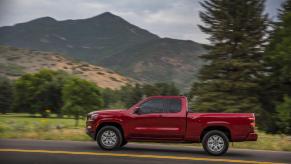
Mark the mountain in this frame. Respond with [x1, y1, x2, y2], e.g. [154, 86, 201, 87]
[101, 38, 205, 89]
[0, 45, 135, 89]
[0, 12, 206, 90]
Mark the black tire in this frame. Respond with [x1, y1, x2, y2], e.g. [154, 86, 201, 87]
[96, 126, 123, 150]
[202, 130, 229, 156]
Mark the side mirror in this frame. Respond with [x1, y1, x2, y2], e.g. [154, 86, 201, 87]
[134, 106, 141, 114]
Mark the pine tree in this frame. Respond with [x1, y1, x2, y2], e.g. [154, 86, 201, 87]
[275, 96, 291, 134]
[191, 0, 268, 116]
[267, 0, 291, 54]
[265, 0, 291, 98]
[262, 0, 291, 132]
[278, 0, 291, 19]
[0, 76, 13, 114]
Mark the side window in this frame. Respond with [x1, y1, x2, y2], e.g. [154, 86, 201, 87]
[164, 99, 181, 113]
[139, 99, 163, 114]
[138, 98, 181, 114]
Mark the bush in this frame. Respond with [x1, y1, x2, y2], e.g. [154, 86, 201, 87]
[276, 96, 291, 134]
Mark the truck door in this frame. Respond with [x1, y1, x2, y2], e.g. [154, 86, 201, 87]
[129, 97, 186, 139]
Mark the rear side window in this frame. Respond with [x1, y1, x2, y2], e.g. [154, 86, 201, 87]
[138, 98, 181, 114]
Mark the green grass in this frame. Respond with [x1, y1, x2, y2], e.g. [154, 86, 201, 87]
[0, 113, 291, 151]
[0, 113, 90, 141]
[232, 131, 291, 151]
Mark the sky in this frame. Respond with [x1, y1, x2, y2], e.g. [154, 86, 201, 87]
[0, 0, 285, 44]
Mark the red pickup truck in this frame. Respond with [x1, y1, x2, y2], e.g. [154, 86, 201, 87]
[86, 96, 257, 155]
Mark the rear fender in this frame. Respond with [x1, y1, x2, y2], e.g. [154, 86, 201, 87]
[200, 121, 232, 140]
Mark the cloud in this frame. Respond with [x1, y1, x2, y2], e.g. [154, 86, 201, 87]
[0, 0, 285, 44]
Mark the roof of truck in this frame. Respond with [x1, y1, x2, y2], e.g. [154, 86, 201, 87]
[147, 95, 187, 99]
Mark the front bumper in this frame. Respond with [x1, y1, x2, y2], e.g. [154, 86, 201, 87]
[245, 133, 258, 141]
[86, 129, 95, 139]
[85, 123, 96, 140]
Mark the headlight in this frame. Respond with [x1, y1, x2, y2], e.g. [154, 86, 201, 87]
[88, 114, 98, 121]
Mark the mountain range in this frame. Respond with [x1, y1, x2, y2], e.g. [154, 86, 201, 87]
[0, 12, 206, 90]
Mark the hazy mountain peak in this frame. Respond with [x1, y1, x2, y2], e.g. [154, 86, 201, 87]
[99, 12, 115, 17]
[29, 16, 57, 23]
[89, 12, 122, 21]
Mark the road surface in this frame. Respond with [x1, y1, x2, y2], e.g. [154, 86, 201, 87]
[0, 139, 290, 164]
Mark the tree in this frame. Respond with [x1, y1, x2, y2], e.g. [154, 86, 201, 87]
[118, 83, 180, 108]
[154, 83, 179, 96]
[262, 0, 291, 132]
[264, 1, 291, 103]
[119, 84, 144, 108]
[278, 0, 291, 19]
[101, 88, 124, 108]
[143, 83, 180, 96]
[62, 77, 103, 126]
[100, 83, 180, 109]
[142, 84, 161, 96]
[0, 76, 13, 114]
[275, 96, 291, 134]
[14, 69, 66, 117]
[191, 0, 268, 119]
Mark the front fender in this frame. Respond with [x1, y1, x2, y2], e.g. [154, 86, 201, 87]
[97, 117, 124, 125]
[93, 118, 125, 139]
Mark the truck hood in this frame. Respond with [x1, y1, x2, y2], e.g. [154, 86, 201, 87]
[88, 109, 127, 115]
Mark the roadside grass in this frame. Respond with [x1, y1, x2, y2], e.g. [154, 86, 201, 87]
[231, 131, 291, 151]
[0, 113, 90, 141]
[0, 113, 291, 151]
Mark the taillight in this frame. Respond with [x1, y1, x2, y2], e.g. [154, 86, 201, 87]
[249, 118, 255, 127]
[248, 114, 256, 130]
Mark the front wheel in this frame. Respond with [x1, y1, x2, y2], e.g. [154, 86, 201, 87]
[202, 130, 229, 156]
[96, 126, 123, 150]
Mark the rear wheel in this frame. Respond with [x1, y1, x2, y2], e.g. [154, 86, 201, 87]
[97, 126, 123, 150]
[202, 130, 229, 156]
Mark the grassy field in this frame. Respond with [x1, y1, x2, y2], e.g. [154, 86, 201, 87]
[0, 113, 90, 141]
[0, 113, 291, 151]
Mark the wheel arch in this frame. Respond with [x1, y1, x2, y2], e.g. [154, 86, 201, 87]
[95, 121, 124, 140]
[200, 126, 231, 142]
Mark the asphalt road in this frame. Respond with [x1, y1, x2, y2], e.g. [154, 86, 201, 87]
[0, 139, 290, 164]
